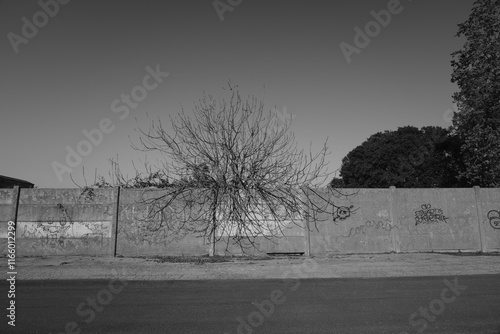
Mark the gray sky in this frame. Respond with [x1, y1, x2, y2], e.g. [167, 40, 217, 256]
[0, 0, 473, 188]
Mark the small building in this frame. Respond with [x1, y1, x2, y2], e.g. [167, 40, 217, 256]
[0, 175, 35, 188]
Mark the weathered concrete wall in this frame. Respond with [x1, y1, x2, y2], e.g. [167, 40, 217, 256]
[0, 187, 18, 255]
[2, 186, 499, 256]
[306, 187, 499, 255]
[477, 187, 500, 251]
[395, 188, 480, 252]
[118, 189, 307, 256]
[15, 188, 116, 256]
[215, 221, 306, 256]
[214, 192, 308, 255]
[116, 189, 207, 256]
[308, 188, 397, 256]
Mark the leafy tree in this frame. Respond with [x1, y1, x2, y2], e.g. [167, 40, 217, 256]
[338, 126, 466, 188]
[329, 177, 345, 188]
[129, 84, 354, 255]
[450, 0, 500, 186]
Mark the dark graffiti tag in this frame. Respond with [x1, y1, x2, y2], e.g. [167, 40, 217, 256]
[415, 204, 448, 226]
[342, 220, 397, 238]
[333, 205, 354, 222]
[487, 210, 500, 229]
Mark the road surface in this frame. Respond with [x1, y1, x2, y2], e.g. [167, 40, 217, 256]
[2, 275, 499, 333]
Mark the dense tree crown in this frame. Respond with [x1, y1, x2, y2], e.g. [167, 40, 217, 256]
[333, 126, 466, 188]
[333, 0, 500, 189]
[450, 0, 500, 186]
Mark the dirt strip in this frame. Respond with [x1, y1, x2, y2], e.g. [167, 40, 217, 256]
[3, 252, 499, 280]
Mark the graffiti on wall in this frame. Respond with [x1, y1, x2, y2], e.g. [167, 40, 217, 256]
[340, 220, 398, 238]
[487, 210, 500, 229]
[333, 205, 354, 223]
[414, 204, 448, 226]
[19, 219, 111, 250]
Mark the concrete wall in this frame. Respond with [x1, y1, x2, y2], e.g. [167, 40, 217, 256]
[306, 186, 500, 255]
[0, 187, 19, 255]
[2, 186, 499, 256]
[395, 188, 481, 253]
[476, 188, 500, 251]
[308, 188, 397, 256]
[215, 221, 306, 256]
[116, 189, 207, 256]
[214, 193, 308, 255]
[15, 188, 116, 256]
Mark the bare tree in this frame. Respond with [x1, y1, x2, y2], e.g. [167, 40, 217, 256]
[132, 84, 356, 255]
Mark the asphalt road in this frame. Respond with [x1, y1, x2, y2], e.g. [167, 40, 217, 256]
[2, 275, 500, 334]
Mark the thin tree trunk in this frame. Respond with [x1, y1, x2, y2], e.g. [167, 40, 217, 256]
[208, 190, 218, 257]
[209, 217, 216, 256]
